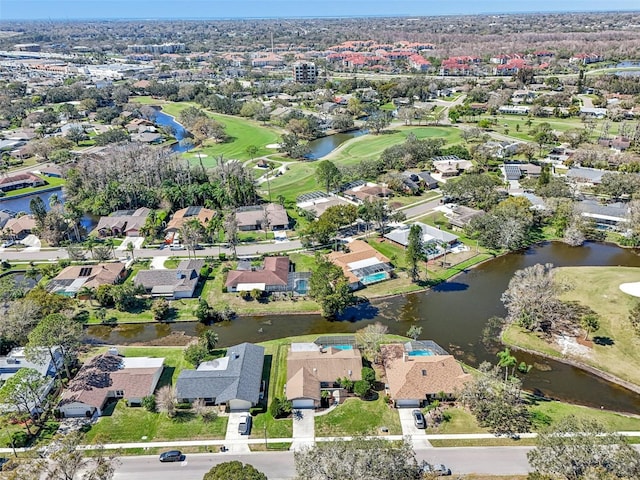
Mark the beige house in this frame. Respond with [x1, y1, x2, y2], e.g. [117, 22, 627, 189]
[59, 354, 164, 417]
[381, 342, 471, 408]
[327, 239, 392, 289]
[47, 262, 126, 296]
[286, 343, 363, 409]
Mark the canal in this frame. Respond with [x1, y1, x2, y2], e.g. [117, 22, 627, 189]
[86, 241, 640, 413]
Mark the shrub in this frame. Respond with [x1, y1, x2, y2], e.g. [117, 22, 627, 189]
[218, 253, 227, 261]
[269, 397, 292, 419]
[10, 431, 29, 448]
[142, 395, 156, 412]
[151, 298, 171, 321]
[353, 380, 370, 398]
[361, 367, 376, 384]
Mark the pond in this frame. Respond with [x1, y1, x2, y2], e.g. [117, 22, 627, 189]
[154, 110, 193, 153]
[85, 241, 640, 413]
[305, 129, 367, 159]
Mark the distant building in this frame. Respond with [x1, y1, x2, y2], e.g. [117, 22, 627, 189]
[127, 43, 185, 54]
[0, 173, 45, 193]
[14, 43, 41, 52]
[293, 61, 317, 83]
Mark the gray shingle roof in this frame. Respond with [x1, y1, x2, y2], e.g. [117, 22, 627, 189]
[175, 343, 265, 405]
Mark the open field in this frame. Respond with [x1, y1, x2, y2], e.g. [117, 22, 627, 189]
[503, 266, 640, 387]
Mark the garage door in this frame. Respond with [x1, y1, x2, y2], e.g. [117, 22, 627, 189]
[63, 406, 93, 417]
[396, 399, 420, 408]
[293, 399, 316, 409]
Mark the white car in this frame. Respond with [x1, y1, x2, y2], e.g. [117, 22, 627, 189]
[1, 240, 15, 248]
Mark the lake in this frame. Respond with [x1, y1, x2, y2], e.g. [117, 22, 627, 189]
[305, 129, 367, 159]
[86, 241, 640, 413]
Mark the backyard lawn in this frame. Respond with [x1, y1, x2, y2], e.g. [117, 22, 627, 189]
[0, 176, 65, 198]
[503, 266, 640, 387]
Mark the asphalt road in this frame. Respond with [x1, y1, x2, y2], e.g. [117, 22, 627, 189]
[112, 447, 533, 479]
[399, 197, 444, 220]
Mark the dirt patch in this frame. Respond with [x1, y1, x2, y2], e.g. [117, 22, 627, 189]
[576, 337, 594, 348]
[132, 331, 197, 346]
[556, 335, 592, 359]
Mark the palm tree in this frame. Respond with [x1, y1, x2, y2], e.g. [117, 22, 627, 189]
[84, 236, 97, 258]
[496, 348, 518, 383]
[126, 241, 135, 261]
[77, 286, 95, 306]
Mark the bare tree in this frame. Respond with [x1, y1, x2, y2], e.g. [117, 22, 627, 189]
[155, 385, 177, 418]
[355, 322, 388, 364]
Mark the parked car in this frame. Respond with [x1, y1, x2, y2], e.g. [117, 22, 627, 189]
[159, 450, 184, 462]
[1, 240, 15, 248]
[412, 409, 426, 429]
[170, 244, 186, 250]
[421, 462, 451, 476]
[238, 414, 252, 435]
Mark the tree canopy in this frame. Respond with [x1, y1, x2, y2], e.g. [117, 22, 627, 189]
[309, 255, 355, 318]
[203, 461, 267, 480]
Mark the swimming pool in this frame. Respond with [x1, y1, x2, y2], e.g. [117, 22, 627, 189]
[360, 272, 388, 285]
[408, 350, 434, 356]
[332, 345, 354, 350]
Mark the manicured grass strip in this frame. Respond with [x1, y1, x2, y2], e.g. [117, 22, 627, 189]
[0, 176, 65, 198]
[315, 396, 402, 437]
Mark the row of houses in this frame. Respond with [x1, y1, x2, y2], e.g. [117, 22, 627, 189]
[44, 336, 470, 418]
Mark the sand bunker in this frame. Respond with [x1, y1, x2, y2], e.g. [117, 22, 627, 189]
[620, 282, 640, 298]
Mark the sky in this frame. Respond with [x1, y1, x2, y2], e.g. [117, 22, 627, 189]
[1, 0, 639, 20]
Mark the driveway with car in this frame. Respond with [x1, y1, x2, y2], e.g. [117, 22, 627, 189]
[224, 412, 251, 453]
[398, 408, 432, 447]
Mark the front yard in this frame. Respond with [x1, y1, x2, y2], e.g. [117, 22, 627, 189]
[315, 395, 402, 436]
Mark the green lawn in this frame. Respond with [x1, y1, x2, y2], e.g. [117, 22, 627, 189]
[263, 162, 317, 204]
[0, 176, 65, 198]
[315, 396, 402, 436]
[132, 96, 281, 163]
[503, 266, 640, 387]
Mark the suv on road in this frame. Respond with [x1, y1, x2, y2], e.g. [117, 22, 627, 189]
[412, 409, 426, 429]
[159, 450, 183, 462]
[238, 414, 252, 435]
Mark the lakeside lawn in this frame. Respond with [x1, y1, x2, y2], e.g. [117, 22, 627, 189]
[503, 266, 640, 387]
[0, 176, 65, 198]
[132, 96, 281, 163]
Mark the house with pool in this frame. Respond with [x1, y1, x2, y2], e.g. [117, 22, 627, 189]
[327, 239, 393, 290]
[380, 341, 472, 408]
[224, 256, 310, 296]
[285, 337, 363, 409]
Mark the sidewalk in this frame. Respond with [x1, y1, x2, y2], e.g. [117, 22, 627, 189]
[3, 431, 640, 454]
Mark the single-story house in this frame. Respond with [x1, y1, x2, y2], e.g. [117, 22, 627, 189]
[432, 156, 474, 178]
[343, 183, 394, 203]
[286, 342, 363, 409]
[59, 353, 164, 417]
[381, 342, 471, 408]
[47, 262, 126, 297]
[416, 171, 439, 190]
[0, 173, 46, 193]
[445, 205, 484, 230]
[575, 199, 629, 231]
[165, 206, 216, 234]
[225, 256, 309, 295]
[565, 167, 608, 186]
[235, 203, 289, 231]
[33, 165, 64, 178]
[0, 209, 15, 229]
[134, 259, 204, 299]
[2, 215, 37, 240]
[175, 342, 265, 411]
[0, 346, 64, 414]
[503, 163, 542, 182]
[327, 239, 393, 289]
[385, 223, 459, 259]
[94, 207, 150, 237]
[298, 195, 355, 218]
[131, 132, 163, 144]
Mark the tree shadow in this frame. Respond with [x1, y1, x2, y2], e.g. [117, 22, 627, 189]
[336, 302, 379, 322]
[156, 366, 176, 389]
[431, 282, 469, 292]
[593, 336, 615, 346]
[173, 411, 196, 423]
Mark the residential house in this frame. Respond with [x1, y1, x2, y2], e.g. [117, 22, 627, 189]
[343, 183, 394, 203]
[165, 206, 216, 235]
[134, 259, 204, 299]
[498, 105, 530, 115]
[2, 215, 37, 240]
[225, 256, 310, 295]
[327, 239, 393, 289]
[235, 203, 289, 231]
[565, 167, 608, 186]
[0, 173, 46, 193]
[579, 107, 607, 119]
[34, 165, 63, 178]
[0, 346, 63, 413]
[444, 205, 485, 230]
[298, 195, 355, 218]
[431, 156, 474, 178]
[0, 209, 14, 229]
[598, 136, 631, 152]
[381, 342, 471, 408]
[94, 207, 150, 237]
[385, 223, 459, 259]
[416, 172, 439, 190]
[131, 132, 163, 144]
[175, 342, 265, 411]
[47, 262, 126, 297]
[503, 163, 542, 181]
[286, 342, 363, 409]
[575, 199, 629, 231]
[59, 353, 164, 417]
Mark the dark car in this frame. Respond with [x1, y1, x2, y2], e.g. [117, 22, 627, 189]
[238, 414, 252, 435]
[412, 409, 426, 429]
[421, 462, 451, 476]
[159, 450, 183, 462]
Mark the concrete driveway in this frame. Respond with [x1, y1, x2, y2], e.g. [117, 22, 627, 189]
[289, 409, 315, 451]
[150, 256, 168, 270]
[398, 408, 432, 448]
[224, 412, 251, 453]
